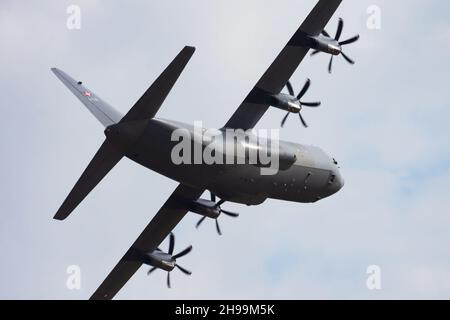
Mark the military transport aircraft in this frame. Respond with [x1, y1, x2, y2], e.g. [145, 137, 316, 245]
[52, 0, 356, 299]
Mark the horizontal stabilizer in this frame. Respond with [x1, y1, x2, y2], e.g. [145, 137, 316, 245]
[54, 139, 124, 220]
[120, 46, 195, 123]
[51, 68, 123, 127]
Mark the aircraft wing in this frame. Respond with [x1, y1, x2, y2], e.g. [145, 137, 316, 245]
[224, 0, 342, 130]
[90, 183, 204, 300]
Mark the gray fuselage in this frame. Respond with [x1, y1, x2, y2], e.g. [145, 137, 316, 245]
[118, 118, 344, 205]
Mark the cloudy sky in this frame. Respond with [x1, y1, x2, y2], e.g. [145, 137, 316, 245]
[1, 0, 450, 299]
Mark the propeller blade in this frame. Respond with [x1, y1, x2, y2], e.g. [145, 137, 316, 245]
[173, 245, 192, 259]
[216, 199, 226, 207]
[281, 112, 290, 127]
[341, 51, 355, 64]
[221, 209, 239, 217]
[310, 49, 320, 56]
[301, 101, 321, 107]
[286, 81, 295, 96]
[215, 219, 222, 236]
[210, 192, 216, 202]
[167, 272, 171, 288]
[176, 264, 192, 275]
[335, 18, 344, 41]
[339, 35, 359, 46]
[147, 267, 157, 275]
[321, 30, 330, 38]
[297, 78, 311, 100]
[168, 233, 175, 255]
[328, 55, 334, 74]
[196, 216, 206, 228]
[299, 112, 308, 128]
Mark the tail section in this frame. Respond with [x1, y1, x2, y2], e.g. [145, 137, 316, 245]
[53, 139, 123, 220]
[120, 46, 195, 122]
[51, 68, 123, 127]
[52, 46, 195, 220]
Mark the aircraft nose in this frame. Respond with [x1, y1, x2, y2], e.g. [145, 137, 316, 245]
[328, 166, 344, 195]
[334, 169, 344, 191]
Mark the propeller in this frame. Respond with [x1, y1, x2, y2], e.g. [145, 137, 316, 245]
[196, 192, 239, 235]
[311, 18, 359, 73]
[281, 79, 321, 128]
[147, 232, 192, 288]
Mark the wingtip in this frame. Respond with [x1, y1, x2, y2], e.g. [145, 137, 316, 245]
[53, 205, 70, 221]
[53, 213, 67, 221]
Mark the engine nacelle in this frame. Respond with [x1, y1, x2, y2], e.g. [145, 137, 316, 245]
[309, 35, 341, 55]
[129, 248, 175, 272]
[190, 199, 220, 218]
[270, 93, 301, 113]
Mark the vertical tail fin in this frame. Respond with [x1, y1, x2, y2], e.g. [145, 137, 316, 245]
[51, 68, 123, 127]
